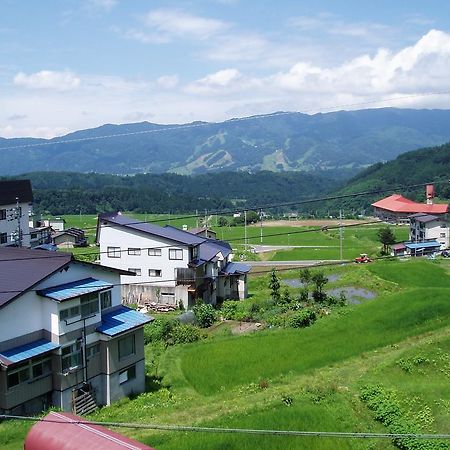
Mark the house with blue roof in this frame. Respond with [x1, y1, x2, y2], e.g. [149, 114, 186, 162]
[0, 247, 152, 415]
[96, 212, 250, 307]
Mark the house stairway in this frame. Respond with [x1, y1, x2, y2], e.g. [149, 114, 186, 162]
[72, 384, 98, 415]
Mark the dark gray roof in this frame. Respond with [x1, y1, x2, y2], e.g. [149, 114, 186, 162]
[98, 212, 205, 246]
[0, 247, 71, 308]
[411, 214, 440, 223]
[0, 180, 33, 205]
[199, 239, 232, 262]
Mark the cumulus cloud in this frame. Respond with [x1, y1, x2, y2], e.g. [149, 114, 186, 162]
[14, 70, 81, 91]
[4, 30, 450, 138]
[186, 68, 243, 94]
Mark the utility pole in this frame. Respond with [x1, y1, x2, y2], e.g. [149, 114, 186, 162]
[260, 208, 263, 243]
[204, 209, 207, 228]
[244, 210, 248, 252]
[339, 209, 343, 261]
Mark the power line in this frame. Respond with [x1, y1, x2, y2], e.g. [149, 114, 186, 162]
[20, 178, 447, 241]
[0, 219, 384, 262]
[2, 89, 450, 151]
[0, 254, 410, 295]
[1, 414, 450, 440]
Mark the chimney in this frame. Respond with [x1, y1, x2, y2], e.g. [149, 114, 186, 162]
[426, 184, 435, 205]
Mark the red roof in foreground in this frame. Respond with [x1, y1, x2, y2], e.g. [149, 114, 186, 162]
[24, 412, 155, 450]
[372, 194, 448, 214]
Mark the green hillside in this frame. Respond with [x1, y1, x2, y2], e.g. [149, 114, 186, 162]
[324, 141, 450, 215]
[2, 259, 450, 449]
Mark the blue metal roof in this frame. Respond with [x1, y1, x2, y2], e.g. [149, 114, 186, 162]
[405, 241, 441, 250]
[97, 305, 153, 337]
[37, 277, 113, 302]
[0, 338, 59, 366]
[221, 262, 251, 275]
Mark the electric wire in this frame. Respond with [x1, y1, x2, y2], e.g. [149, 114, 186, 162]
[2, 89, 450, 151]
[17, 178, 448, 241]
[1, 414, 450, 440]
[0, 253, 414, 295]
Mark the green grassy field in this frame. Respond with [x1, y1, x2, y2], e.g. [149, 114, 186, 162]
[3, 245, 448, 448]
[61, 214, 409, 261]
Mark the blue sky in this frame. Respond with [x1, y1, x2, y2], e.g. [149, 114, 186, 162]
[1, 0, 450, 137]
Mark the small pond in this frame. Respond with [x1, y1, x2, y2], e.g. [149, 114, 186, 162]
[326, 287, 376, 304]
[282, 274, 341, 288]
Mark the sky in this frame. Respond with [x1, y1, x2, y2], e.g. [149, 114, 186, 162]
[1, 0, 450, 138]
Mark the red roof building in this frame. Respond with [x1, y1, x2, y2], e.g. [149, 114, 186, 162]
[24, 411, 155, 450]
[372, 194, 448, 223]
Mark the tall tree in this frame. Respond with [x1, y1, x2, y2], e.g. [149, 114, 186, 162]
[378, 226, 396, 255]
[269, 268, 281, 303]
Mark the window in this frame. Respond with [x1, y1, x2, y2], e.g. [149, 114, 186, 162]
[80, 293, 99, 318]
[31, 356, 52, 378]
[7, 361, 30, 388]
[107, 246, 121, 258]
[60, 305, 81, 322]
[148, 248, 162, 256]
[0, 232, 7, 244]
[118, 334, 135, 360]
[100, 290, 112, 310]
[86, 343, 100, 359]
[128, 248, 141, 256]
[169, 248, 183, 260]
[440, 232, 446, 238]
[61, 342, 82, 371]
[128, 268, 141, 276]
[149, 269, 162, 277]
[0, 209, 6, 220]
[119, 365, 136, 384]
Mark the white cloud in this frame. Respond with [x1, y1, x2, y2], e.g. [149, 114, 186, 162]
[4, 30, 450, 138]
[13, 70, 81, 91]
[141, 8, 229, 41]
[157, 75, 179, 90]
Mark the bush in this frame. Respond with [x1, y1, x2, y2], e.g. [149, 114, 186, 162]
[143, 318, 176, 344]
[144, 318, 205, 346]
[193, 302, 217, 328]
[169, 324, 205, 345]
[288, 309, 317, 328]
[221, 300, 239, 320]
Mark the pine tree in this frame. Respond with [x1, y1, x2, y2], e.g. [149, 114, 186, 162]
[269, 268, 281, 302]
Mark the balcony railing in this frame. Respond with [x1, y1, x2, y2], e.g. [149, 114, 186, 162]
[176, 268, 196, 285]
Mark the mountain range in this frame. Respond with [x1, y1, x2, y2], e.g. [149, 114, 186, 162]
[3, 108, 450, 176]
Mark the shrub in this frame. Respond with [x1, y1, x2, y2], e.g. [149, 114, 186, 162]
[221, 300, 239, 319]
[143, 318, 176, 344]
[193, 302, 216, 328]
[169, 324, 205, 345]
[288, 309, 317, 328]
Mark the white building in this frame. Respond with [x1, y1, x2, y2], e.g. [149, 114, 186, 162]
[0, 180, 33, 248]
[409, 213, 449, 250]
[96, 212, 250, 307]
[0, 247, 152, 415]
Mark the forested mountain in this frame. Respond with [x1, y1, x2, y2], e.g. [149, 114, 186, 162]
[3, 108, 450, 176]
[329, 141, 450, 215]
[9, 170, 337, 215]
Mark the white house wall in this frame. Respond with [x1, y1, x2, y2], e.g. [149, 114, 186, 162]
[0, 261, 122, 343]
[98, 224, 190, 288]
[0, 202, 31, 247]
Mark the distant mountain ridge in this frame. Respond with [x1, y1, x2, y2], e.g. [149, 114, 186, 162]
[2, 108, 450, 176]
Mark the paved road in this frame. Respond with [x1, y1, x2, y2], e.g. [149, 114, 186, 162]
[247, 260, 343, 267]
[251, 245, 339, 253]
